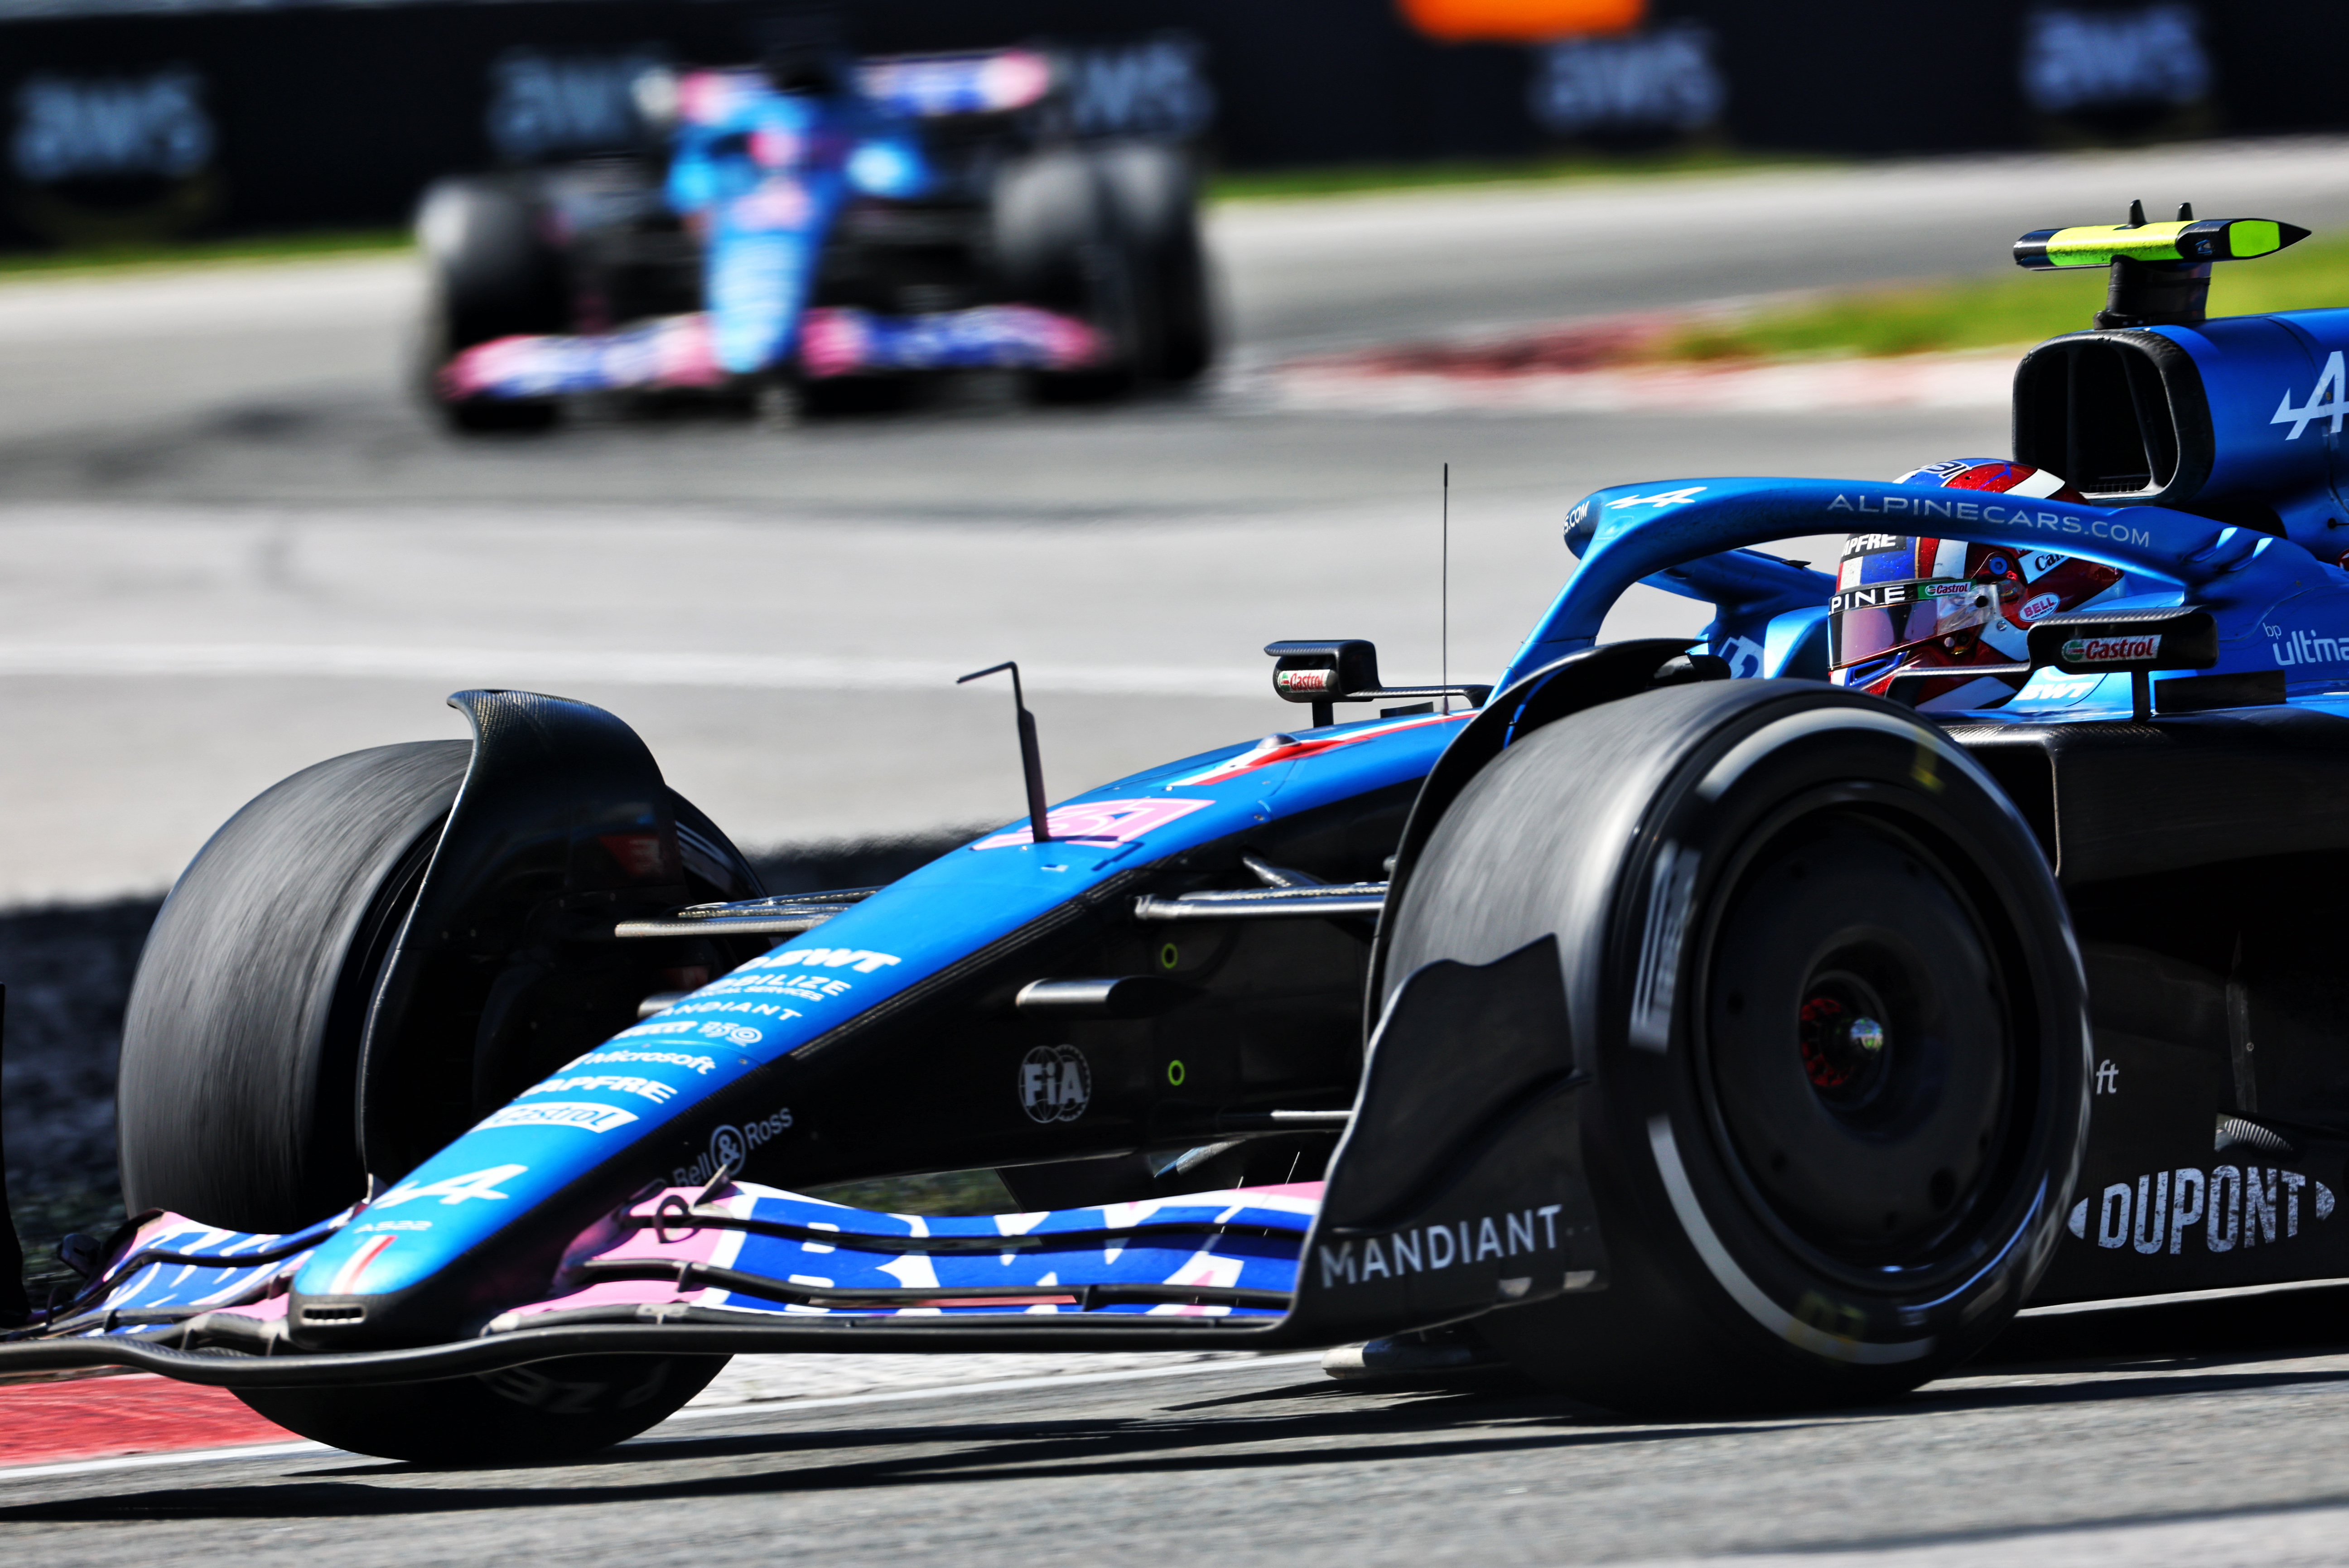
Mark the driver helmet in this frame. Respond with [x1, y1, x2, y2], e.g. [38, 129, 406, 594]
[1830, 459, 2127, 710]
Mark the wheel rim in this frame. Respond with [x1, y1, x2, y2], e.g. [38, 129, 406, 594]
[1701, 801, 2021, 1279]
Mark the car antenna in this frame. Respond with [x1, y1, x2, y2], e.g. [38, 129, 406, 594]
[1441, 463, 1450, 716]
[957, 661, 1052, 843]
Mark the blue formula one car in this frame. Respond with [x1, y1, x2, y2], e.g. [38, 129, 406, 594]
[418, 44, 1210, 433]
[8, 205, 2349, 1462]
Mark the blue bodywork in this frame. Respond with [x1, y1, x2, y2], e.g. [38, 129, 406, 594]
[287, 711, 1468, 1310]
[665, 70, 932, 374]
[310, 460, 2349, 1312]
[1522, 473, 2349, 700]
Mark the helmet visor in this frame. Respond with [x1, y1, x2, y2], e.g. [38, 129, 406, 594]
[1829, 577, 2003, 668]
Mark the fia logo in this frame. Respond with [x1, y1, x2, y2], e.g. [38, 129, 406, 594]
[1018, 1045, 1091, 1123]
[2272, 351, 2349, 440]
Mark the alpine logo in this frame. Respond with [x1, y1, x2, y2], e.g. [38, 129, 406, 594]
[1604, 485, 1707, 511]
[2272, 350, 2349, 440]
[1828, 579, 1969, 615]
[2062, 633, 2160, 664]
[371, 1164, 529, 1209]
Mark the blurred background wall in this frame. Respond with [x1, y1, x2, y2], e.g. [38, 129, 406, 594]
[0, 0, 2329, 248]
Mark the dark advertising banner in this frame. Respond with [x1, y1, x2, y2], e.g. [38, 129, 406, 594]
[0, 0, 2336, 249]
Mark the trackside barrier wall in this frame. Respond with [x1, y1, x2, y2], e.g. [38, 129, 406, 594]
[0, 0, 2342, 249]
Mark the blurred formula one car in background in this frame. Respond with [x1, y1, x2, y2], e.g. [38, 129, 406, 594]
[418, 44, 1211, 431]
[13, 204, 2349, 1465]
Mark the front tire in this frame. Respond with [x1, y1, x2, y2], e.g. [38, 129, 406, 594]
[414, 177, 566, 434]
[119, 742, 469, 1234]
[119, 741, 762, 1234]
[1382, 680, 2089, 1413]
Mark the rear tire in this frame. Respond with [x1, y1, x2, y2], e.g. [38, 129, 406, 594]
[414, 177, 566, 434]
[992, 148, 1137, 401]
[1380, 680, 2089, 1414]
[236, 1353, 729, 1464]
[1095, 142, 1212, 383]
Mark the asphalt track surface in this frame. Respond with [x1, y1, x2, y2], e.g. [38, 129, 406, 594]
[16, 1341, 2349, 1565]
[13, 140, 2349, 1559]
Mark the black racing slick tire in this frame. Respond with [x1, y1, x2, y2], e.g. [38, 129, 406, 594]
[414, 176, 565, 434]
[1381, 680, 2089, 1413]
[235, 1353, 730, 1465]
[118, 740, 760, 1235]
[1094, 141, 1212, 383]
[119, 741, 470, 1235]
[991, 148, 1138, 400]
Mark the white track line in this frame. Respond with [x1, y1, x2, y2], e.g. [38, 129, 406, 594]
[0, 1352, 1324, 1485]
[0, 1439, 343, 1485]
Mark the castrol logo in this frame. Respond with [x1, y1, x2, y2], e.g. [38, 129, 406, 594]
[1276, 668, 1337, 694]
[2063, 634, 2160, 664]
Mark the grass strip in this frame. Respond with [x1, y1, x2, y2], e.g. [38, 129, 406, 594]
[1208, 147, 1828, 203]
[1665, 231, 2349, 362]
[0, 228, 408, 280]
[0, 151, 1803, 277]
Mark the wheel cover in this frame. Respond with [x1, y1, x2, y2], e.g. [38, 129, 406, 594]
[1703, 802, 2020, 1276]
